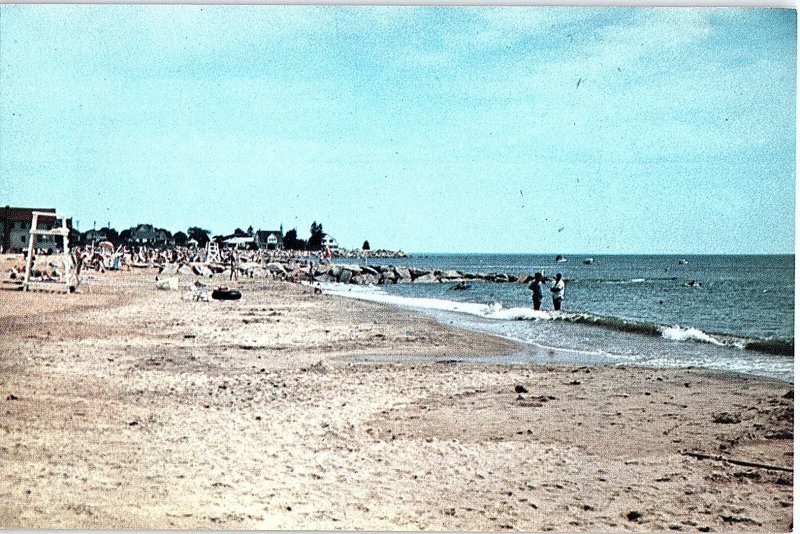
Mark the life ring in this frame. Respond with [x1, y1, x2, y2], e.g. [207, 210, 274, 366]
[211, 288, 242, 300]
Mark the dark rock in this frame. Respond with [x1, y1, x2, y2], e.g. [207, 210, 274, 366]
[6, 394, 18, 401]
[720, 515, 762, 526]
[515, 385, 529, 394]
[265, 262, 287, 274]
[339, 269, 353, 284]
[782, 390, 793, 399]
[353, 274, 379, 285]
[626, 510, 642, 522]
[765, 430, 793, 440]
[361, 265, 380, 276]
[192, 264, 214, 277]
[712, 412, 741, 424]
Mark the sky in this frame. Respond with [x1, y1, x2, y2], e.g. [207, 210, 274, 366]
[0, 5, 795, 254]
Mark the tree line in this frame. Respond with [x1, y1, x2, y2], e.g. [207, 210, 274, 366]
[75, 221, 370, 251]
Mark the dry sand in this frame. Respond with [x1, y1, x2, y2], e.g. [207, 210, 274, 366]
[0, 260, 793, 531]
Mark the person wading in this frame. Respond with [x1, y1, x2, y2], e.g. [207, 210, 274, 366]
[550, 272, 565, 311]
[528, 271, 544, 310]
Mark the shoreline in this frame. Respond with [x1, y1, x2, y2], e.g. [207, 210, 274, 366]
[0, 266, 793, 530]
[324, 283, 794, 382]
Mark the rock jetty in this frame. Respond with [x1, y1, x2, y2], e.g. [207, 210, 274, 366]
[164, 258, 548, 286]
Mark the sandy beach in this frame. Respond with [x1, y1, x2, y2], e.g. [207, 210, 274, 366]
[0, 260, 793, 531]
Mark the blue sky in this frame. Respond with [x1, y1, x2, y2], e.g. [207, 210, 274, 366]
[0, 6, 795, 253]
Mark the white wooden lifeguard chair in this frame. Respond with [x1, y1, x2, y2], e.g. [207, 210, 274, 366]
[22, 211, 73, 294]
[206, 241, 221, 263]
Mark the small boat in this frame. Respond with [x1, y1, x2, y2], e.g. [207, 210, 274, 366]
[555, 255, 567, 263]
[678, 259, 688, 265]
[582, 258, 594, 265]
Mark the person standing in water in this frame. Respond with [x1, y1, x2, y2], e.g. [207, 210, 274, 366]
[550, 272, 565, 311]
[528, 272, 544, 310]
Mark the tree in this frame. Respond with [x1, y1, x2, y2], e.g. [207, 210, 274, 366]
[187, 227, 211, 246]
[247, 225, 254, 236]
[362, 240, 370, 250]
[283, 228, 306, 250]
[233, 227, 248, 237]
[98, 227, 119, 245]
[173, 231, 188, 246]
[119, 228, 132, 245]
[69, 228, 82, 246]
[307, 221, 324, 251]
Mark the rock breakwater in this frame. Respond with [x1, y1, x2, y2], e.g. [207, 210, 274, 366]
[161, 259, 543, 286]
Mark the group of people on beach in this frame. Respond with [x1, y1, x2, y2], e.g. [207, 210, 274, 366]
[528, 272, 565, 311]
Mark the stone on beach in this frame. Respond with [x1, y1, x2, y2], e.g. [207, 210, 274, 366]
[266, 263, 287, 274]
[440, 269, 464, 280]
[192, 264, 214, 277]
[413, 272, 438, 283]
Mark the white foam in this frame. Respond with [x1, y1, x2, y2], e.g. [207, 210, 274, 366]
[659, 325, 724, 346]
[485, 306, 552, 321]
[323, 283, 553, 321]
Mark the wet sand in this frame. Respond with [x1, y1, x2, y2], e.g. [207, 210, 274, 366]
[0, 259, 793, 531]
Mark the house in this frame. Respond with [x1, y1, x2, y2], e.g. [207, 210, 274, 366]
[128, 224, 173, 246]
[0, 206, 70, 253]
[255, 230, 284, 250]
[322, 234, 339, 250]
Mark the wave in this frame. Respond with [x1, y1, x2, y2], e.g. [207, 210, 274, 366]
[567, 277, 680, 285]
[554, 312, 793, 356]
[321, 283, 794, 357]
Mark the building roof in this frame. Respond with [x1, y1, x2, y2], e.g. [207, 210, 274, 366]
[223, 237, 255, 245]
[2, 207, 56, 222]
[256, 230, 283, 238]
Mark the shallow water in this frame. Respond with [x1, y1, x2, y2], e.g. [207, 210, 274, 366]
[327, 254, 794, 382]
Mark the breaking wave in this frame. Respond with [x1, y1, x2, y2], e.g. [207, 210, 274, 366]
[322, 283, 794, 357]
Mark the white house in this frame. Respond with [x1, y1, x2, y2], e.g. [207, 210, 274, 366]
[322, 234, 339, 249]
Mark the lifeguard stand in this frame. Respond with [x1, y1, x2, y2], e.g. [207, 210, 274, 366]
[22, 211, 72, 294]
[206, 241, 221, 263]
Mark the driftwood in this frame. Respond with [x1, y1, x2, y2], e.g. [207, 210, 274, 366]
[681, 451, 793, 473]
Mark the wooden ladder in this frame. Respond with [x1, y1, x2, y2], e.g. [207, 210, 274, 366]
[22, 212, 73, 294]
[206, 241, 221, 263]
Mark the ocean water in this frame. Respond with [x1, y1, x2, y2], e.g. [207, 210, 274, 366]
[326, 254, 795, 382]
